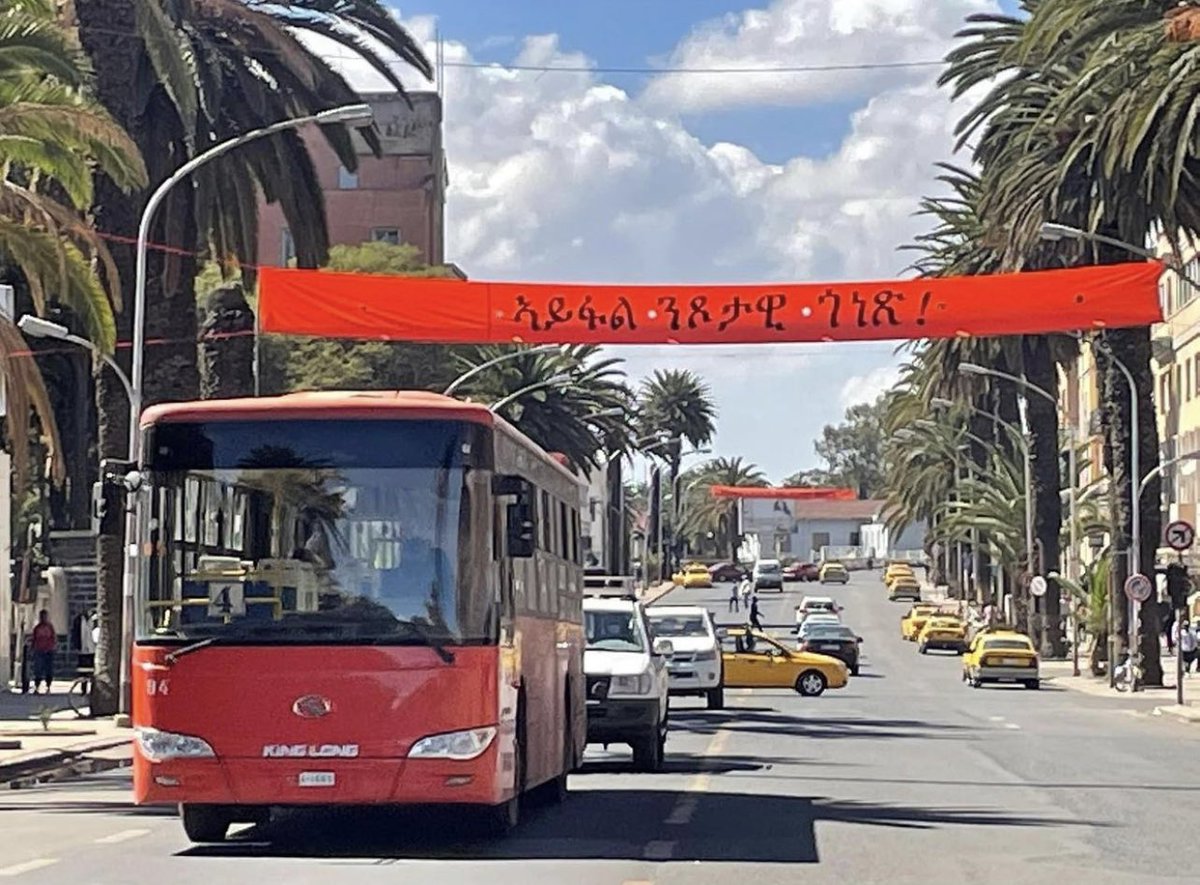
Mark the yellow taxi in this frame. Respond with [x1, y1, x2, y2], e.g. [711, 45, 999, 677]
[883, 562, 915, 586]
[888, 574, 922, 602]
[672, 562, 713, 588]
[962, 629, 1040, 689]
[719, 627, 848, 696]
[900, 603, 940, 641]
[917, 615, 968, 654]
[818, 561, 849, 584]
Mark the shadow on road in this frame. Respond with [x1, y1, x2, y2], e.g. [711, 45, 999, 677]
[669, 708, 977, 742]
[175, 788, 1090, 863]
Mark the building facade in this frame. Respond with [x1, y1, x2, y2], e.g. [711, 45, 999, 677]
[256, 92, 446, 268]
[740, 497, 924, 561]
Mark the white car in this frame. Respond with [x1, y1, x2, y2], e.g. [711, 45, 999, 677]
[647, 605, 724, 709]
[794, 596, 842, 629]
[753, 558, 785, 591]
[796, 612, 842, 636]
[583, 595, 672, 771]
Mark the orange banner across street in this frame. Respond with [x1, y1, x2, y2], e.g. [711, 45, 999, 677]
[708, 486, 857, 500]
[257, 262, 1164, 345]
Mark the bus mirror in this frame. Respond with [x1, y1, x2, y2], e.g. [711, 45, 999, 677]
[506, 504, 536, 558]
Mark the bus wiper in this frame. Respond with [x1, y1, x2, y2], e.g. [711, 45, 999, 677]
[391, 619, 455, 664]
[163, 624, 285, 664]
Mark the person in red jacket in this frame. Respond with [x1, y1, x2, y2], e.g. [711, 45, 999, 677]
[29, 610, 56, 694]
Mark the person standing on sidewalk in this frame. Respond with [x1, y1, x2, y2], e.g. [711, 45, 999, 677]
[1177, 620, 1198, 674]
[29, 609, 57, 694]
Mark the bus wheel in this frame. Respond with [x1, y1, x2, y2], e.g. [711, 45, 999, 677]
[180, 804, 231, 843]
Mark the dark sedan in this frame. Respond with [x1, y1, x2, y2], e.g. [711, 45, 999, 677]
[708, 562, 748, 582]
[783, 562, 820, 582]
[797, 624, 862, 675]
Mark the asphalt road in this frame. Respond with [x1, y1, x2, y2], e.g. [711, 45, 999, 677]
[3, 570, 1199, 884]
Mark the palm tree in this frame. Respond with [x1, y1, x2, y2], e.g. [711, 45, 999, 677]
[0, 0, 143, 498]
[677, 456, 767, 560]
[68, 0, 432, 713]
[454, 345, 636, 470]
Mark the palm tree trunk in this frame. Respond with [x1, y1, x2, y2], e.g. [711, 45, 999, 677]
[76, 0, 202, 713]
[1022, 335, 1064, 657]
[1102, 325, 1164, 685]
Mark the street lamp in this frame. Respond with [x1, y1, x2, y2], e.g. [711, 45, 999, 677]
[488, 374, 574, 412]
[119, 103, 374, 717]
[442, 344, 567, 396]
[1042, 220, 1200, 297]
[17, 316, 133, 408]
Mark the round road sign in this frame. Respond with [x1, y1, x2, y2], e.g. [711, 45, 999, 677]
[1029, 576, 1048, 598]
[1165, 520, 1195, 551]
[1124, 573, 1153, 603]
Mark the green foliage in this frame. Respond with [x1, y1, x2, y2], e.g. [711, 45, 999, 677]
[676, 456, 767, 558]
[636, 369, 717, 475]
[787, 396, 888, 498]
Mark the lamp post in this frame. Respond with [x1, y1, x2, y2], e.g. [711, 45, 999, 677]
[17, 316, 134, 407]
[121, 103, 374, 716]
[960, 363, 1077, 650]
[1040, 222, 1200, 290]
[487, 374, 574, 412]
[442, 344, 566, 396]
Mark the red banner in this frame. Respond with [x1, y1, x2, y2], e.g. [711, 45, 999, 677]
[709, 486, 857, 500]
[257, 262, 1164, 345]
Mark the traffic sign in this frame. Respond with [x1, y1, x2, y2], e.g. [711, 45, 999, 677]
[1165, 520, 1195, 551]
[1124, 573, 1153, 603]
[1029, 576, 1047, 598]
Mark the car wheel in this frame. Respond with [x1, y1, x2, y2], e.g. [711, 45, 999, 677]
[180, 805, 232, 843]
[918, 643, 927, 654]
[795, 670, 827, 697]
[1023, 679, 1040, 690]
[850, 664, 859, 676]
[706, 686, 725, 709]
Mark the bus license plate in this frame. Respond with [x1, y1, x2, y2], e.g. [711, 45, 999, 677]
[298, 771, 335, 788]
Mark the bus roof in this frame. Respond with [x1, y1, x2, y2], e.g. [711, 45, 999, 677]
[140, 390, 582, 485]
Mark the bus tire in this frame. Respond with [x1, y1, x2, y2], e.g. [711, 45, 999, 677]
[484, 705, 524, 835]
[180, 804, 231, 843]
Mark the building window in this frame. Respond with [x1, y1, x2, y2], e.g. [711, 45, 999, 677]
[371, 227, 400, 245]
[337, 165, 358, 189]
[1189, 360, 1194, 402]
[281, 228, 295, 266]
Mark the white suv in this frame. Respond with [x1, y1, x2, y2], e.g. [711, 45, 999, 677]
[647, 605, 724, 709]
[583, 595, 672, 771]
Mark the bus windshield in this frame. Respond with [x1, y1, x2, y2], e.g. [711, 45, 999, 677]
[137, 418, 496, 645]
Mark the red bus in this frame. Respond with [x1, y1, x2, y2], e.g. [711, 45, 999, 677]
[128, 391, 587, 841]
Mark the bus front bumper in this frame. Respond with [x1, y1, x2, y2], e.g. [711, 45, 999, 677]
[133, 742, 514, 807]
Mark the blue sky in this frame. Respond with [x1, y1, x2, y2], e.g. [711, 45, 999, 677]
[358, 2, 1011, 482]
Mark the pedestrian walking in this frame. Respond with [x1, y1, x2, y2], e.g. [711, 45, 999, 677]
[1162, 600, 1176, 653]
[29, 609, 57, 694]
[728, 580, 740, 613]
[739, 575, 752, 608]
[1177, 620, 1198, 674]
[749, 593, 763, 631]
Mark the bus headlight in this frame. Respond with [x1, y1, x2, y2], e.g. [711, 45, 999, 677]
[408, 727, 497, 760]
[611, 672, 654, 695]
[135, 727, 215, 762]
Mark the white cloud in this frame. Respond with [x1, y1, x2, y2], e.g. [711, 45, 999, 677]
[304, 1, 997, 479]
[840, 364, 903, 409]
[641, 0, 994, 114]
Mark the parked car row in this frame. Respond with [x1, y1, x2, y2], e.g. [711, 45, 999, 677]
[793, 595, 862, 674]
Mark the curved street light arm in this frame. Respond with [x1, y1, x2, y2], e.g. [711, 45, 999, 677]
[442, 344, 564, 395]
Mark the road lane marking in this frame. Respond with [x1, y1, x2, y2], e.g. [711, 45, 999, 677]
[94, 828, 151, 844]
[0, 859, 58, 877]
[665, 795, 698, 825]
[1004, 722, 1021, 730]
[643, 840, 675, 860]
[989, 716, 1005, 722]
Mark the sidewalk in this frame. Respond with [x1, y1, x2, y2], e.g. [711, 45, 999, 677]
[640, 580, 677, 605]
[1039, 658, 1200, 724]
[0, 680, 132, 785]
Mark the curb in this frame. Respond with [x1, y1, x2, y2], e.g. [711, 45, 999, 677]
[641, 582, 678, 606]
[0, 736, 131, 788]
[1152, 705, 1200, 724]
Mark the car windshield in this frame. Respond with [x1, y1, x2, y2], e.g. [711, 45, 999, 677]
[648, 614, 709, 637]
[984, 638, 1034, 651]
[808, 627, 855, 640]
[757, 563, 780, 573]
[136, 418, 497, 645]
[585, 610, 647, 652]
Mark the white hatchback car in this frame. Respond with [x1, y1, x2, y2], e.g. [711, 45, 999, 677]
[647, 605, 724, 709]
